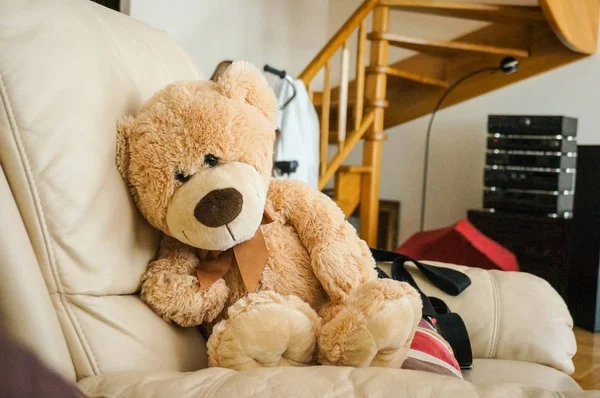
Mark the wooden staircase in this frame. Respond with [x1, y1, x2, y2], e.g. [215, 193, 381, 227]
[369, 32, 530, 58]
[298, 0, 599, 247]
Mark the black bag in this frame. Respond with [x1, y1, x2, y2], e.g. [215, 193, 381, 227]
[371, 248, 474, 369]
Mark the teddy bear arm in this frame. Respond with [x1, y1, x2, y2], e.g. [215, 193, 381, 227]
[269, 179, 377, 303]
[140, 238, 230, 327]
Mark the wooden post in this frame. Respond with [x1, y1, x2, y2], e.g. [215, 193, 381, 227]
[320, 61, 331, 177]
[360, 5, 389, 246]
[354, 21, 367, 131]
[338, 41, 350, 151]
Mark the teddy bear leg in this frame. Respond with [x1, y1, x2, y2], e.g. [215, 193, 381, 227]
[318, 279, 422, 368]
[207, 291, 320, 370]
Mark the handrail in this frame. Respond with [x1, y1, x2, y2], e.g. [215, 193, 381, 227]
[298, 0, 377, 84]
[318, 111, 375, 190]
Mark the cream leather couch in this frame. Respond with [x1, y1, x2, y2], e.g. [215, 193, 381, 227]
[0, 0, 596, 397]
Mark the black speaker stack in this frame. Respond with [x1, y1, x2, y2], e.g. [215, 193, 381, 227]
[484, 115, 578, 218]
[472, 115, 600, 332]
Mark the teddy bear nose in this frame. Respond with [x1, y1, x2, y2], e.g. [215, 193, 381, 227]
[194, 188, 244, 227]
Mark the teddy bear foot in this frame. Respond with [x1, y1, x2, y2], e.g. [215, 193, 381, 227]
[318, 279, 422, 368]
[207, 291, 321, 370]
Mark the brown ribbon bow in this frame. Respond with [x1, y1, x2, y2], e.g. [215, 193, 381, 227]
[195, 209, 274, 293]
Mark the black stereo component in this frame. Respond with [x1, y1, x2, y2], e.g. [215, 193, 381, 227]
[468, 209, 571, 299]
[484, 167, 575, 191]
[483, 115, 577, 218]
[486, 150, 577, 169]
[488, 115, 577, 136]
[487, 135, 577, 152]
[483, 188, 573, 218]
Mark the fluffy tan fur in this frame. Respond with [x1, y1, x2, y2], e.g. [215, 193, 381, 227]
[117, 61, 422, 370]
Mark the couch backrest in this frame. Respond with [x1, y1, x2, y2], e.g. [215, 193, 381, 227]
[0, 0, 207, 381]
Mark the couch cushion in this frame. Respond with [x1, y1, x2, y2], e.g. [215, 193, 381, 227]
[0, 0, 205, 379]
[77, 366, 589, 398]
[464, 359, 581, 392]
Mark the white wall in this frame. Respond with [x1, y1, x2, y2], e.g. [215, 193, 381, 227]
[129, 0, 330, 79]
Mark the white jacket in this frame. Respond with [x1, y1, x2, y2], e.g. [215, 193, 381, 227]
[274, 79, 320, 190]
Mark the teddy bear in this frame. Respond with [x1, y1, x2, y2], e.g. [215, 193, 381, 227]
[116, 60, 422, 371]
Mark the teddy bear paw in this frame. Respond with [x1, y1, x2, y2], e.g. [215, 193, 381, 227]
[207, 291, 320, 370]
[318, 279, 422, 368]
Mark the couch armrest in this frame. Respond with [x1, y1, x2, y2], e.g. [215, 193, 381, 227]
[377, 261, 576, 374]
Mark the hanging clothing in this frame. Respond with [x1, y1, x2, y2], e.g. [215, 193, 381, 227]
[274, 78, 320, 190]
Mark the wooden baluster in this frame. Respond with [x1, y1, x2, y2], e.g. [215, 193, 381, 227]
[307, 82, 313, 102]
[338, 41, 350, 151]
[355, 21, 367, 132]
[361, 5, 390, 246]
[320, 62, 331, 177]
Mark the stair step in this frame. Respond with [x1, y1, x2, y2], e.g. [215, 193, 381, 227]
[328, 131, 344, 144]
[313, 91, 356, 107]
[334, 166, 363, 218]
[369, 32, 530, 58]
[379, 0, 546, 24]
[339, 165, 372, 173]
[368, 65, 449, 88]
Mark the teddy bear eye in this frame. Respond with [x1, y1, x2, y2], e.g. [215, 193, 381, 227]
[174, 171, 191, 183]
[204, 154, 219, 167]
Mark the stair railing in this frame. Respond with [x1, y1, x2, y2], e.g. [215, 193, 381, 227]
[299, 0, 375, 190]
[298, 0, 390, 246]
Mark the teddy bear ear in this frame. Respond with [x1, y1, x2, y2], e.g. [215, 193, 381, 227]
[210, 60, 233, 82]
[116, 115, 135, 178]
[215, 60, 278, 122]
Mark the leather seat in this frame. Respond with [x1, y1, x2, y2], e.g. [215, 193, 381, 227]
[463, 359, 580, 391]
[0, 0, 595, 396]
[77, 364, 584, 398]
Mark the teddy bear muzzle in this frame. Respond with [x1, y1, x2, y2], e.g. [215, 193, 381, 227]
[194, 188, 243, 228]
[165, 161, 268, 251]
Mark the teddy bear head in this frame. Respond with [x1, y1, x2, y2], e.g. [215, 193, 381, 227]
[116, 61, 278, 251]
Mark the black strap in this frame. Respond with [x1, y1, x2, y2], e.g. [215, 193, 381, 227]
[370, 249, 471, 296]
[435, 313, 473, 369]
[388, 257, 437, 319]
[371, 248, 473, 369]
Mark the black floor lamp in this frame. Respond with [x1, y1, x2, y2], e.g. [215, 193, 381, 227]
[419, 57, 519, 232]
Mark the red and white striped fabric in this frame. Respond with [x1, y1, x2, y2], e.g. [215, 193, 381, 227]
[401, 318, 463, 379]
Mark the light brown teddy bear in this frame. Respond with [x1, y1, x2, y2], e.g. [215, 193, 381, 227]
[116, 61, 422, 370]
